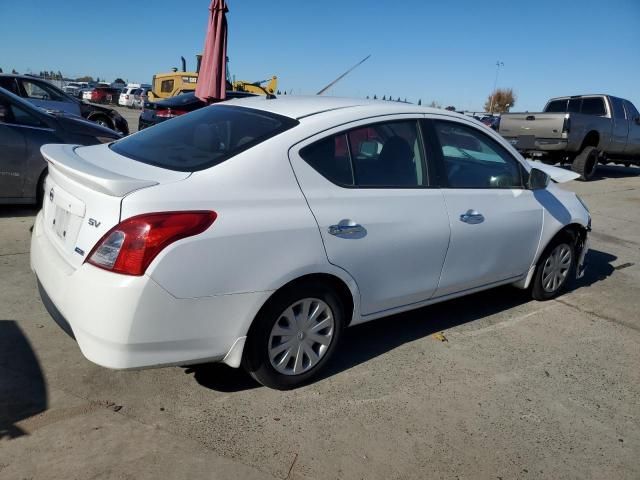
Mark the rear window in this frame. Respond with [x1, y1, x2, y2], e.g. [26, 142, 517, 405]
[544, 100, 566, 113]
[110, 105, 299, 172]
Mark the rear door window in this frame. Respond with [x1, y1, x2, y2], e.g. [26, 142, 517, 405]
[300, 120, 427, 188]
[610, 97, 626, 119]
[581, 97, 607, 116]
[300, 134, 354, 186]
[110, 105, 298, 171]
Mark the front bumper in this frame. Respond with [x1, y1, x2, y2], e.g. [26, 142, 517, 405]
[31, 211, 270, 369]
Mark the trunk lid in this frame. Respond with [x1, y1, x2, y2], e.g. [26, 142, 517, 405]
[40, 143, 189, 269]
[499, 112, 567, 139]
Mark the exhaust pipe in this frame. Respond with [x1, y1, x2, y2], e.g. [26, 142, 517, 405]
[196, 55, 202, 74]
[181, 56, 186, 72]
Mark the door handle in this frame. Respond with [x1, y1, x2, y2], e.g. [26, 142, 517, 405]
[328, 219, 366, 237]
[459, 210, 485, 224]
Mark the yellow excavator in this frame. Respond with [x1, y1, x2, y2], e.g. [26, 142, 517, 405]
[147, 55, 278, 101]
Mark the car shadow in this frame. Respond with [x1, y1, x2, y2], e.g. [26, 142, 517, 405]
[184, 363, 260, 392]
[189, 248, 617, 392]
[0, 205, 39, 219]
[0, 320, 48, 439]
[591, 164, 640, 181]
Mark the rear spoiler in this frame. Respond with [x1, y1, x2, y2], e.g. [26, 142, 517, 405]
[526, 160, 580, 183]
[41, 144, 158, 196]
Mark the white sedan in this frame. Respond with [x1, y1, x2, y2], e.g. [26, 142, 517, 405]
[31, 96, 590, 389]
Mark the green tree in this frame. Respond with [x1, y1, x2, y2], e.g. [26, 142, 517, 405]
[484, 88, 516, 113]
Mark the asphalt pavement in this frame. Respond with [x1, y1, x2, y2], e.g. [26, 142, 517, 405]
[1, 165, 639, 479]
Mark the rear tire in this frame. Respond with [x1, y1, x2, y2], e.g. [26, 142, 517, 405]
[531, 234, 575, 301]
[572, 146, 599, 181]
[243, 282, 344, 390]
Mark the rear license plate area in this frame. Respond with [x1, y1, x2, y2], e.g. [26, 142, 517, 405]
[52, 205, 72, 240]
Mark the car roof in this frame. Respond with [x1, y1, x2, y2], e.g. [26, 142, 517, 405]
[224, 95, 447, 120]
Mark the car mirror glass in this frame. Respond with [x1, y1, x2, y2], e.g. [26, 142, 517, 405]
[528, 167, 550, 190]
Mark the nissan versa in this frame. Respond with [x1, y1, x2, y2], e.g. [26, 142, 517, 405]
[31, 96, 590, 389]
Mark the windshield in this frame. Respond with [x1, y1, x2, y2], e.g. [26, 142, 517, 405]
[110, 105, 298, 172]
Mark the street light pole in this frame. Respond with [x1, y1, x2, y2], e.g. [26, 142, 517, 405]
[489, 61, 504, 114]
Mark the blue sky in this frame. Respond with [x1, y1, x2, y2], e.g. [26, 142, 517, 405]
[1, 0, 638, 112]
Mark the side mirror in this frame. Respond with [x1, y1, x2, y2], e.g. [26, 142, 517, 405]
[528, 167, 550, 190]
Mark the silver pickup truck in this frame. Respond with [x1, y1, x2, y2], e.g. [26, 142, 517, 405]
[499, 94, 640, 180]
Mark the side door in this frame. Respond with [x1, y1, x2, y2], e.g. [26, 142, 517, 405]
[289, 116, 451, 316]
[429, 118, 543, 297]
[0, 97, 28, 198]
[608, 97, 629, 155]
[18, 78, 81, 116]
[623, 100, 640, 156]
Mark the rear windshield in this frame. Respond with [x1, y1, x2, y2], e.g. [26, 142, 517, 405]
[110, 105, 298, 172]
[544, 100, 567, 112]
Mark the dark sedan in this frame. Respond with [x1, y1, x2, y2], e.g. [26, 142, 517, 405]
[0, 74, 129, 135]
[138, 91, 255, 130]
[0, 87, 121, 204]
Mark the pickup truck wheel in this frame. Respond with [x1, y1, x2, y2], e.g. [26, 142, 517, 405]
[572, 146, 598, 181]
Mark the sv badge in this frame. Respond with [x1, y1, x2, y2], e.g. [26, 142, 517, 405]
[88, 218, 101, 228]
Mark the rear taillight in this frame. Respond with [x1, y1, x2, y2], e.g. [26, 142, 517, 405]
[125, 94, 129, 99]
[562, 114, 571, 134]
[155, 108, 188, 118]
[86, 211, 217, 276]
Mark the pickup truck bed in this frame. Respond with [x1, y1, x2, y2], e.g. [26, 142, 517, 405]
[499, 94, 640, 180]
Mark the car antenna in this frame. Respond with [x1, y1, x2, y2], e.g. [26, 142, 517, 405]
[316, 55, 371, 96]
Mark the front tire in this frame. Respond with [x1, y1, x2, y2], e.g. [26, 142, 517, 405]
[243, 282, 344, 390]
[531, 235, 575, 301]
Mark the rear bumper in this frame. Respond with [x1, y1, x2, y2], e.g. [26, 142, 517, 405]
[31, 211, 271, 369]
[504, 136, 568, 153]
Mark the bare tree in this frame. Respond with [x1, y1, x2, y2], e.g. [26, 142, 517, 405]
[484, 88, 516, 113]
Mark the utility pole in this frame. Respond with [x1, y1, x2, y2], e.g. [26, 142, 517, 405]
[489, 61, 504, 114]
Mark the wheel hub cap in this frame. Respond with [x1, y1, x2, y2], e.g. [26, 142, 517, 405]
[542, 243, 572, 293]
[268, 298, 335, 376]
